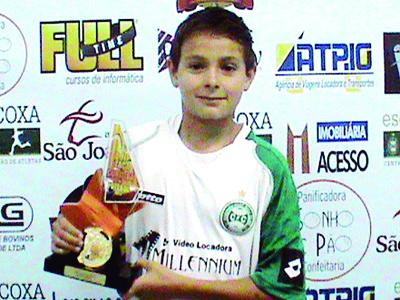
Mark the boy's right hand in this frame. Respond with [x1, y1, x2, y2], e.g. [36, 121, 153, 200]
[51, 214, 84, 254]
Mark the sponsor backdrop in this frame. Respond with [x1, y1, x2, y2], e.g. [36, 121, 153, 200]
[0, 0, 398, 299]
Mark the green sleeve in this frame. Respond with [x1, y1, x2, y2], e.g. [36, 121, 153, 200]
[248, 134, 306, 300]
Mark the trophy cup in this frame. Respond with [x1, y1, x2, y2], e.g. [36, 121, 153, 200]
[44, 122, 144, 294]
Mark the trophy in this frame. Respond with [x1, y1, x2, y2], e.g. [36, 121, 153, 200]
[44, 122, 144, 294]
[176, 0, 254, 13]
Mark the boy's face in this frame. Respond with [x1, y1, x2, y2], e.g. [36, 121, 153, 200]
[168, 32, 255, 122]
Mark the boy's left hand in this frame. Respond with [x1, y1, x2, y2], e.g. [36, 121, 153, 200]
[124, 259, 188, 300]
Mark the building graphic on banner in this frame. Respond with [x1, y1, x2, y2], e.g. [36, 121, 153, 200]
[287, 124, 310, 174]
[275, 33, 374, 93]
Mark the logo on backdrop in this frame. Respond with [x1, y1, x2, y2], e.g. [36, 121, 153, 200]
[384, 33, 400, 94]
[43, 100, 106, 162]
[278, 248, 304, 287]
[0, 196, 35, 253]
[306, 286, 375, 300]
[395, 281, 400, 300]
[375, 209, 400, 254]
[0, 128, 40, 155]
[298, 179, 371, 281]
[0, 105, 41, 165]
[317, 149, 369, 173]
[0, 14, 27, 97]
[236, 111, 272, 143]
[176, 0, 254, 12]
[275, 32, 374, 93]
[316, 121, 369, 173]
[384, 131, 400, 158]
[158, 29, 173, 73]
[287, 122, 370, 174]
[317, 121, 368, 143]
[382, 113, 400, 167]
[0, 283, 50, 300]
[40, 19, 144, 86]
[236, 112, 272, 130]
[59, 100, 103, 147]
[133, 231, 161, 260]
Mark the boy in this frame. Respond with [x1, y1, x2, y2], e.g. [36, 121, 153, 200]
[51, 7, 305, 299]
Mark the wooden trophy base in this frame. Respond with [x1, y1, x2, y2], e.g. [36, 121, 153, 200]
[43, 241, 142, 294]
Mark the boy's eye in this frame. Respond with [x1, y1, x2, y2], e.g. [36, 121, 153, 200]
[188, 63, 205, 71]
[221, 64, 237, 72]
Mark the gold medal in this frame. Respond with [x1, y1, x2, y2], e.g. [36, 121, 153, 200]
[78, 227, 113, 269]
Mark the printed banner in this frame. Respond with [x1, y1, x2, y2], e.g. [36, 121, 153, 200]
[0, 1, 399, 299]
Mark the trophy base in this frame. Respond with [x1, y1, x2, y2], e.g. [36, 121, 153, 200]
[44, 253, 142, 295]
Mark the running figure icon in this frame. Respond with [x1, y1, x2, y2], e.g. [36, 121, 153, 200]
[9, 128, 31, 155]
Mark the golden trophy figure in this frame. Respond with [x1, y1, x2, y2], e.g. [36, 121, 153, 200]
[44, 122, 144, 294]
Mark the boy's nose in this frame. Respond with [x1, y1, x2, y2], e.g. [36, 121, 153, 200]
[204, 67, 220, 89]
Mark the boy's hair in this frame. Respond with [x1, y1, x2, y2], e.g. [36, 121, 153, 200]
[170, 7, 257, 74]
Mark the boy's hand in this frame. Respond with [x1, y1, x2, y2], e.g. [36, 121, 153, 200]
[123, 260, 272, 300]
[124, 259, 187, 300]
[51, 213, 84, 254]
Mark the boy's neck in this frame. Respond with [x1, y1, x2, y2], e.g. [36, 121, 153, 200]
[178, 115, 242, 154]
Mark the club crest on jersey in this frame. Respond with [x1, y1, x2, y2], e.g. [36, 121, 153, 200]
[219, 200, 255, 235]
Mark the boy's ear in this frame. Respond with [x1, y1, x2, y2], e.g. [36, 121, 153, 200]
[167, 59, 179, 88]
[244, 67, 256, 91]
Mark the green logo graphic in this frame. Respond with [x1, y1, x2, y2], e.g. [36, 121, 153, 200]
[384, 131, 400, 157]
[220, 201, 255, 235]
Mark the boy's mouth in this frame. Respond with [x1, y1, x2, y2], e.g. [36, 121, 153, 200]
[196, 96, 227, 101]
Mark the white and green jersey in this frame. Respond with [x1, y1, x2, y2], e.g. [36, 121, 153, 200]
[125, 116, 305, 299]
